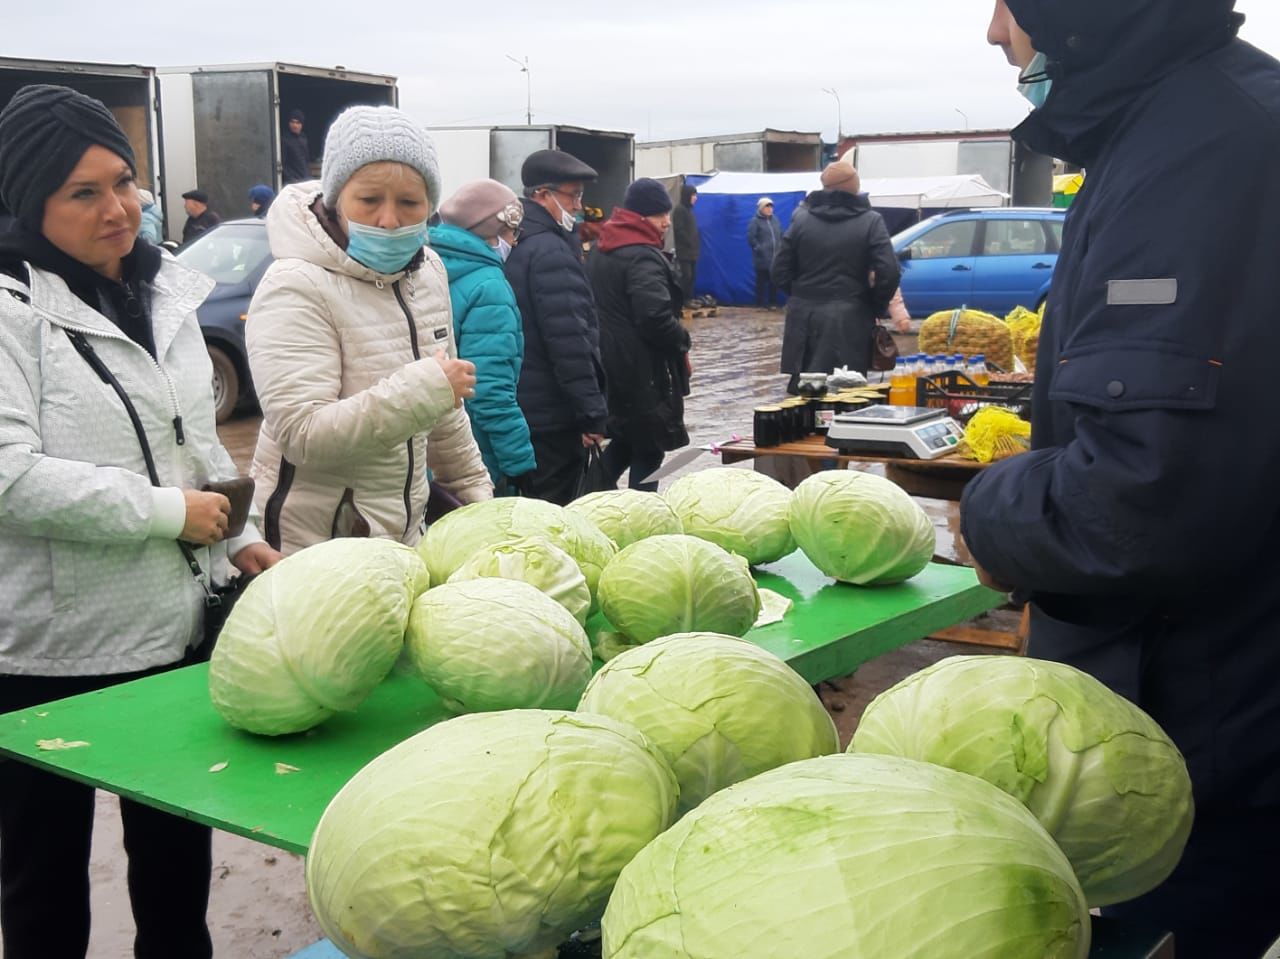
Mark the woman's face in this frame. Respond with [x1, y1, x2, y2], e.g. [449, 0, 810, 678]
[335, 162, 430, 232]
[42, 145, 140, 279]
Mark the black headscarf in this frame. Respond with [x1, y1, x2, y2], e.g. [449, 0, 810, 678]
[0, 224, 163, 357]
[0, 84, 137, 232]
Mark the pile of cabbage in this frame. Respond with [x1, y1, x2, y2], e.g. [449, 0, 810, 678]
[204, 470, 1192, 955]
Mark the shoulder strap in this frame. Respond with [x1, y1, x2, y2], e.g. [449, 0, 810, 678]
[0, 261, 32, 303]
[63, 328, 207, 584]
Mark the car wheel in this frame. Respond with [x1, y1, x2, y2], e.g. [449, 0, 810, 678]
[208, 345, 240, 424]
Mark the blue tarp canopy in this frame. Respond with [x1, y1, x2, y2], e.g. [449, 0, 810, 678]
[689, 172, 1007, 306]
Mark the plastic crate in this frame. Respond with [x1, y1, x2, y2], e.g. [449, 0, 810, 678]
[915, 371, 1033, 424]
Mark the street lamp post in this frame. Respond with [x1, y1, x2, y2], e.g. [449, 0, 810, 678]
[822, 87, 843, 142]
[506, 55, 532, 125]
[955, 107, 970, 130]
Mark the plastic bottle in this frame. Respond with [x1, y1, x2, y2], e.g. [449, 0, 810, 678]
[970, 354, 991, 387]
[889, 357, 913, 406]
[904, 354, 923, 407]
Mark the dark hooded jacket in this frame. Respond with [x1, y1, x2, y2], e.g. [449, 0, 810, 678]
[282, 129, 310, 185]
[587, 209, 690, 451]
[960, 2, 1280, 951]
[504, 198, 607, 435]
[672, 184, 700, 264]
[773, 191, 900, 375]
[772, 190, 898, 308]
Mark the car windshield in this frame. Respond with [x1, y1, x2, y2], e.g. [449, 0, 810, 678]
[176, 223, 271, 286]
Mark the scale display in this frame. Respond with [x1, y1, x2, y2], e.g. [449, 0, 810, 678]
[825, 406, 964, 460]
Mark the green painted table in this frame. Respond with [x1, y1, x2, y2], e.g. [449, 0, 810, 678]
[0, 551, 1000, 855]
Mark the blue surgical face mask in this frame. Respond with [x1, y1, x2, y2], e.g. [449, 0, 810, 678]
[345, 218, 428, 274]
[494, 236, 513, 262]
[1018, 51, 1053, 110]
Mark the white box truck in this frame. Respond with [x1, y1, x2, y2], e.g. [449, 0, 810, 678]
[0, 57, 162, 222]
[158, 62, 397, 240]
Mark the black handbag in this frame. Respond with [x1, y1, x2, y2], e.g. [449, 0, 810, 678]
[870, 322, 900, 373]
[574, 441, 616, 500]
[64, 330, 251, 659]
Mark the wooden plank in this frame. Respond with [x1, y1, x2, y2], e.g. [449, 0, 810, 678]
[0, 552, 1003, 855]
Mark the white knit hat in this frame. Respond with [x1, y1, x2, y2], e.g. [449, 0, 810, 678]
[320, 105, 441, 209]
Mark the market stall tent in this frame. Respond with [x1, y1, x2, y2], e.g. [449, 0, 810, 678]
[689, 172, 1008, 306]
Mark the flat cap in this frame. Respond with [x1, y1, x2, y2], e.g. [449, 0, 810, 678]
[520, 148, 598, 188]
[182, 189, 209, 204]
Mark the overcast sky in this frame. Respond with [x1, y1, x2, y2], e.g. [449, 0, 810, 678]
[7, 1, 1280, 141]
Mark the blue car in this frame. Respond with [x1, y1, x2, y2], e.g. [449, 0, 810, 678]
[175, 219, 273, 422]
[892, 208, 1066, 319]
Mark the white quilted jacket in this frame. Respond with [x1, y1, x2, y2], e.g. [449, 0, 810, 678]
[0, 257, 263, 676]
[248, 184, 492, 555]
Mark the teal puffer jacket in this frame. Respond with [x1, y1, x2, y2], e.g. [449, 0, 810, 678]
[429, 224, 535, 483]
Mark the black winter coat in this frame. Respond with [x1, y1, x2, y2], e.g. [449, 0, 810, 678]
[504, 199, 607, 435]
[672, 188, 700, 263]
[588, 216, 690, 451]
[746, 213, 782, 271]
[774, 192, 899, 376]
[772, 191, 898, 310]
[282, 130, 310, 185]
[961, 2, 1280, 952]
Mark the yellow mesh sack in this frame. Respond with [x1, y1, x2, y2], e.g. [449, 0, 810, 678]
[957, 407, 1032, 464]
[919, 309, 1015, 371]
[1005, 306, 1042, 369]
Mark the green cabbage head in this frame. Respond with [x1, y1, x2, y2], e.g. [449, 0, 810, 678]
[598, 535, 760, 647]
[447, 535, 590, 625]
[851, 655, 1195, 907]
[208, 538, 428, 735]
[406, 578, 592, 713]
[663, 467, 794, 565]
[307, 710, 678, 959]
[567, 489, 683, 550]
[602, 753, 1090, 959]
[789, 470, 934, 584]
[578, 632, 839, 814]
[419, 498, 617, 610]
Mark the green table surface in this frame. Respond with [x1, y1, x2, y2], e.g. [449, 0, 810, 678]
[0, 551, 1000, 855]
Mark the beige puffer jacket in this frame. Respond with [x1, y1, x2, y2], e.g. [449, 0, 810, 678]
[247, 183, 492, 555]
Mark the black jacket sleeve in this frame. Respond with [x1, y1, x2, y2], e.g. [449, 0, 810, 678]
[627, 252, 691, 353]
[772, 221, 799, 294]
[865, 214, 900, 316]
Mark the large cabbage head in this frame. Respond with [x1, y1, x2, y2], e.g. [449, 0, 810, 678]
[851, 655, 1195, 907]
[789, 470, 935, 585]
[208, 539, 427, 735]
[567, 489, 683, 550]
[578, 632, 839, 814]
[663, 467, 794, 565]
[307, 710, 678, 959]
[419, 498, 616, 609]
[447, 535, 590, 625]
[406, 578, 592, 713]
[602, 753, 1090, 959]
[598, 535, 760, 646]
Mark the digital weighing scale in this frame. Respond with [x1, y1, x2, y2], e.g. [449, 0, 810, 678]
[825, 406, 964, 460]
